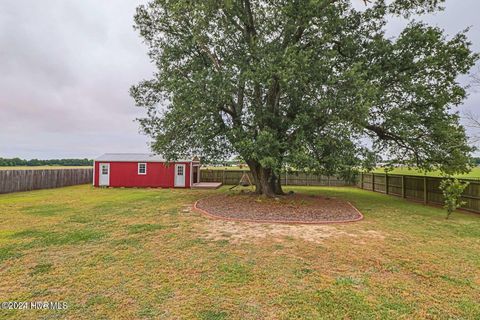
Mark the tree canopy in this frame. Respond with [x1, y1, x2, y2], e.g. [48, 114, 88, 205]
[132, 0, 478, 196]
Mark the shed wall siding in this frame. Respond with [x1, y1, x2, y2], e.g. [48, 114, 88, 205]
[94, 161, 191, 188]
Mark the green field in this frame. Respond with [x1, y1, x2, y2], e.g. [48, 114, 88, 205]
[0, 186, 479, 319]
[0, 166, 92, 170]
[205, 165, 480, 179]
[372, 167, 480, 179]
[203, 166, 246, 171]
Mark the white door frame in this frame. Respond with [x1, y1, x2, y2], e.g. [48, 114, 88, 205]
[99, 163, 110, 186]
[189, 162, 193, 186]
[92, 160, 96, 185]
[174, 164, 186, 187]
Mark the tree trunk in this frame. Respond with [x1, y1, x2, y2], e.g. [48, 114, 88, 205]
[246, 160, 283, 197]
[273, 172, 284, 195]
[247, 160, 263, 194]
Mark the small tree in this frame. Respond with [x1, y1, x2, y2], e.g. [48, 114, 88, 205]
[439, 178, 469, 219]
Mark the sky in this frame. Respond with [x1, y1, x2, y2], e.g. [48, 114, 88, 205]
[0, 0, 479, 160]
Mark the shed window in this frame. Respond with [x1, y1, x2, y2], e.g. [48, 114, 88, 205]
[177, 165, 184, 176]
[138, 163, 147, 175]
[101, 165, 108, 175]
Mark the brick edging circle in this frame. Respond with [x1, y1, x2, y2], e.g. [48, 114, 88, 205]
[192, 196, 364, 225]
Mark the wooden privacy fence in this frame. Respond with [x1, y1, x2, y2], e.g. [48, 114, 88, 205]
[0, 168, 93, 194]
[201, 169, 480, 213]
[359, 173, 480, 213]
[200, 169, 354, 187]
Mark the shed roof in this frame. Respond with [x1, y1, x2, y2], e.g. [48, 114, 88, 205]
[95, 153, 195, 163]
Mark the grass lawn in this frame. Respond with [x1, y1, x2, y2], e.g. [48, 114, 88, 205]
[0, 185, 479, 319]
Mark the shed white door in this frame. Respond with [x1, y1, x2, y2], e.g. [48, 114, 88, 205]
[99, 163, 110, 186]
[174, 164, 186, 187]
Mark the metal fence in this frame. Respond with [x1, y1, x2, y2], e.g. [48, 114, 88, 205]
[358, 173, 480, 213]
[200, 169, 353, 187]
[0, 168, 93, 194]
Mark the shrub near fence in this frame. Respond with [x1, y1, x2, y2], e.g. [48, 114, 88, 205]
[359, 173, 480, 213]
[0, 168, 93, 194]
[200, 169, 354, 187]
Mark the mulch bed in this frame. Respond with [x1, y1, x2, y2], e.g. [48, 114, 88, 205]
[194, 193, 363, 224]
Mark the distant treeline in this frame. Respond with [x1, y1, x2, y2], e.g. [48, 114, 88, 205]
[0, 157, 93, 167]
[0, 157, 478, 167]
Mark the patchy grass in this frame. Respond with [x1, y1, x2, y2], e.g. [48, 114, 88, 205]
[29, 263, 53, 276]
[127, 223, 167, 234]
[12, 229, 105, 246]
[0, 245, 21, 262]
[21, 204, 70, 216]
[0, 185, 479, 319]
[198, 309, 229, 320]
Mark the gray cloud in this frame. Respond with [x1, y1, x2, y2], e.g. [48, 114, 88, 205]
[0, 0, 152, 159]
[0, 0, 478, 159]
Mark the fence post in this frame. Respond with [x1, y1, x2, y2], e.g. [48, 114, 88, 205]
[222, 170, 226, 185]
[361, 172, 364, 189]
[372, 174, 375, 192]
[385, 174, 389, 195]
[423, 176, 428, 205]
[402, 175, 406, 198]
[285, 171, 288, 186]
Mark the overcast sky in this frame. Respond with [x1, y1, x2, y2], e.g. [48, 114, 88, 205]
[0, 0, 479, 160]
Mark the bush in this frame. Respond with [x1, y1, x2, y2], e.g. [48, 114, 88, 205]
[439, 178, 469, 219]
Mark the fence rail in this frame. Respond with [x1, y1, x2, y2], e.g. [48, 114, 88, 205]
[200, 169, 353, 187]
[358, 173, 480, 213]
[0, 168, 93, 194]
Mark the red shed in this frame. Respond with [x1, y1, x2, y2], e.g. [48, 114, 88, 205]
[93, 153, 200, 188]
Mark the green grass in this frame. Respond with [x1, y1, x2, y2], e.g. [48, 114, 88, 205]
[198, 310, 229, 320]
[0, 185, 479, 319]
[127, 223, 167, 234]
[29, 263, 53, 276]
[372, 166, 480, 179]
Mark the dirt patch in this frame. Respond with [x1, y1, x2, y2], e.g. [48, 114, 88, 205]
[199, 219, 385, 244]
[194, 193, 363, 224]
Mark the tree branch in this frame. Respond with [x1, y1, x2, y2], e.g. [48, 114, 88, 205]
[365, 124, 422, 162]
[198, 44, 221, 71]
[220, 8, 245, 34]
[243, 0, 257, 37]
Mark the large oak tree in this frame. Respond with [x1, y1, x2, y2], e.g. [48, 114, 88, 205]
[131, 0, 478, 196]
